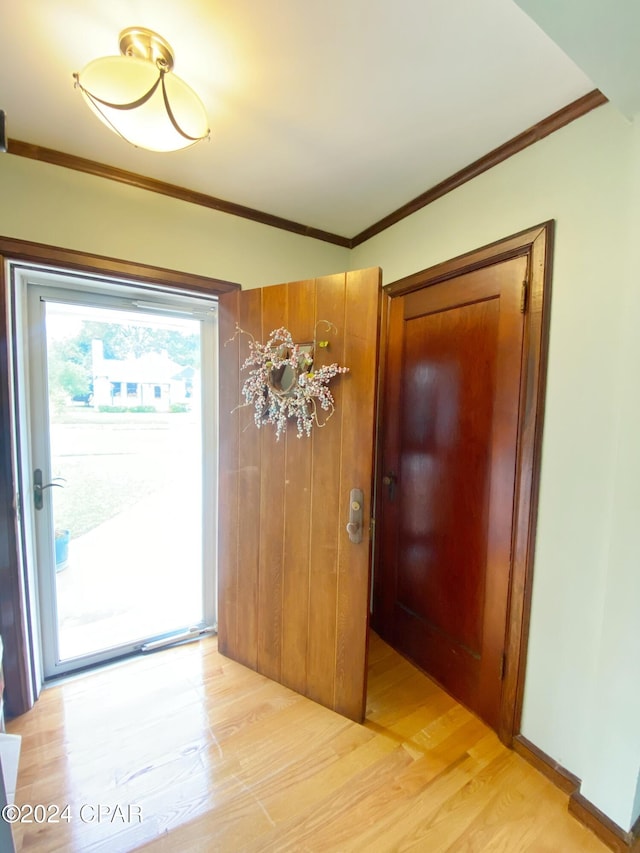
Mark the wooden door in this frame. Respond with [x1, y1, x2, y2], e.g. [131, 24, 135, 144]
[374, 256, 526, 731]
[218, 269, 381, 722]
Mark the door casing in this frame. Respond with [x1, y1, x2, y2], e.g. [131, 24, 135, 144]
[373, 222, 554, 744]
[0, 236, 238, 715]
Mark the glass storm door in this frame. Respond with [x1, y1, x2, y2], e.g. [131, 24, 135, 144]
[27, 285, 216, 678]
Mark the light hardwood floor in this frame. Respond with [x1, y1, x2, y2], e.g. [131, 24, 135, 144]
[6, 633, 607, 852]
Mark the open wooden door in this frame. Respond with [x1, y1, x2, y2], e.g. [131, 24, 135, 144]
[218, 268, 382, 722]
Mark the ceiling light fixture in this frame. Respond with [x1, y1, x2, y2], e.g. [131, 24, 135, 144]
[73, 27, 210, 153]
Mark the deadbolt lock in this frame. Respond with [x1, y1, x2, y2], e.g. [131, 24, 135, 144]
[346, 489, 364, 544]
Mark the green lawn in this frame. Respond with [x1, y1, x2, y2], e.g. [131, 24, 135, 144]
[50, 409, 198, 539]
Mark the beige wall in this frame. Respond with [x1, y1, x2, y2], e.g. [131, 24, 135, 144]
[352, 102, 640, 831]
[2, 100, 638, 831]
[0, 154, 350, 288]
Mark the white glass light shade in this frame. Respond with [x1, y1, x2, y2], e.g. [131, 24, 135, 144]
[77, 55, 209, 152]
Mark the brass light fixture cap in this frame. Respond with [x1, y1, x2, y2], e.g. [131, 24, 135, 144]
[118, 27, 175, 72]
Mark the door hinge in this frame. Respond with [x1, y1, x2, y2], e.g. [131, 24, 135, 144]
[500, 652, 507, 681]
[520, 280, 528, 314]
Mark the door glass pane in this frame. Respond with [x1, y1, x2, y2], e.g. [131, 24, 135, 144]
[45, 302, 203, 662]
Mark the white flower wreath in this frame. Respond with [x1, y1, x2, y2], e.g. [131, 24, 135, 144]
[230, 322, 349, 439]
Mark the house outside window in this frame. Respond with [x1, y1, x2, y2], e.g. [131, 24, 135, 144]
[92, 341, 197, 412]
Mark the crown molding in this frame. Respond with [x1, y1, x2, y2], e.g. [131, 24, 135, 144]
[7, 139, 351, 249]
[350, 89, 608, 246]
[7, 89, 607, 251]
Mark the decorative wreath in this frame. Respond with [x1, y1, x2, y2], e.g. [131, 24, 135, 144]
[230, 321, 349, 439]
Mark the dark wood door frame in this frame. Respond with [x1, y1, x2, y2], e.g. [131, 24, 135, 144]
[0, 236, 239, 717]
[375, 221, 554, 744]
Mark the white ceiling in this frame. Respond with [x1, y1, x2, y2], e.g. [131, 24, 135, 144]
[0, 0, 597, 239]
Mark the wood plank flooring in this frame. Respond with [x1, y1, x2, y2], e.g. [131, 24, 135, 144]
[6, 633, 607, 852]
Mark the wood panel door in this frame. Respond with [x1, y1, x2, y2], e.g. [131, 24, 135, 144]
[218, 269, 381, 722]
[374, 256, 527, 731]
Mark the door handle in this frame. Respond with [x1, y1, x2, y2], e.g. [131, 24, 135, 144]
[346, 488, 364, 544]
[34, 468, 65, 511]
